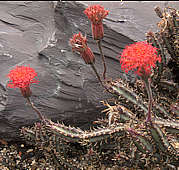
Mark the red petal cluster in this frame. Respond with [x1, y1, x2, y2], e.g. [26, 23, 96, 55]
[120, 41, 161, 76]
[70, 32, 95, 64]
[7, 66, 38, 89]
[84, 5, 109, 25]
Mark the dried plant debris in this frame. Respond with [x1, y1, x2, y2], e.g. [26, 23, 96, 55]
[0, 139, 57, 170]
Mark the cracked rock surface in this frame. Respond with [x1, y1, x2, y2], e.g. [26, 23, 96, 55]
[0, 1, 178, 141]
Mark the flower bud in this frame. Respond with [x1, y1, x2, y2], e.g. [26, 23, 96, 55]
[70, 32, 95, 64]
[84, 5, 109, 40]
[91, 22, 104, 40]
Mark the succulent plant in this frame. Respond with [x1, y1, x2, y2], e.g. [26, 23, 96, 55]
[9, 5, 178, 169]
[146, 6, 179, 84]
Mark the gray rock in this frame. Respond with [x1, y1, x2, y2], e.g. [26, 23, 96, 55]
[0, 1, 177, 141]
[80, 1, 179, 41]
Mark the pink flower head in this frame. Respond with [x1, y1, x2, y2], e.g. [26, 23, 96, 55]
[7, 66, 38, 89]
[84, 5, 109, 25]
[120, 41, 161, 77]
[70, 32, 95, 64]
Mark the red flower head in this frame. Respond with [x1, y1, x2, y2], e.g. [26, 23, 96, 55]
[84, 5, 109, 40]
[84, 5, 109, 24]
[70, 32, 95, 64]
[120, 41, 161, 77]
[7, 66, 38, 97]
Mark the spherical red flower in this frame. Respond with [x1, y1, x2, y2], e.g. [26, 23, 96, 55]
[84, 5, 109, 25]
[120, 41, 161, 77]
[7, 66, 38, 89]
[70, 32, 95, 64]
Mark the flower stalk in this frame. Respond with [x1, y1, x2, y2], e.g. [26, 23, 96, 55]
[26, 97, 45, 121]
[90, 63, 104, 87]
[97, 39, 107, 80]
[84, 5, 109, 79]
[20, 86, 32, 98]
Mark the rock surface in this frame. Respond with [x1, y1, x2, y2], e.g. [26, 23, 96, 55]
[81, 1, 179, 41]
[0, 1, 178, 141]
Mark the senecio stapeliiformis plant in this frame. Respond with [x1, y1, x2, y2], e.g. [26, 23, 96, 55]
[7, 4, 179, 169]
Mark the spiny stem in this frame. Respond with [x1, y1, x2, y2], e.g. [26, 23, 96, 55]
[144, 78, 153, 123]
[96, 39, 107, 80]
[26, 97, 45, 121]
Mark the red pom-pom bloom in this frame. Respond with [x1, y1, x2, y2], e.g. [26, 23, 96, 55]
[84, 5, 109, 40]
[120, 41, 161, 78]
[70, 32, 95, 64]
[7, 66, 38, 98]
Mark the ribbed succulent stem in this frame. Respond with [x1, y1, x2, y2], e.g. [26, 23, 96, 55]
[106, 81, 148, 114]
[143, 78, 153, 123]
[150, 123, 177, 155]
[161, 32, 176, 60]
[154, 117, 179, 129]
[106, 80, 173, 120]
[146, 32, 165, 82]
[45, 119, 126, 144]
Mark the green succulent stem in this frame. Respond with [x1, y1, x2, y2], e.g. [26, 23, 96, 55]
[96, 39, 107, 80]
[143, 77, 153, 123]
